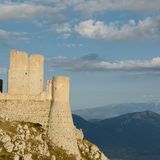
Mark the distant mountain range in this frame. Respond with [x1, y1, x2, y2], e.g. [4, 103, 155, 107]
[73, 102, 160, 120]
[73, 110, 160, 160]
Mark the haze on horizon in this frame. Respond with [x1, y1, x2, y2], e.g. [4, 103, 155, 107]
[0, 0, 160, 109]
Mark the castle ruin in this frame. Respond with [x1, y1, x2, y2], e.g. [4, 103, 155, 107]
[8, 50, 44, 95]
[0, 50, 51, 127]
[0, 50, 81, 157]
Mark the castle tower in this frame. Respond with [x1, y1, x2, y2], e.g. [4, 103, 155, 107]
[48, 76, 80, 158]
[8, 50, 44, 95]
[29, 55, 44, 95]
[8, 50, 29, 95]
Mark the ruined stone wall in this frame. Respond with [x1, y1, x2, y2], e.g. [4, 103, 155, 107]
[8, 50, 44, 95]
[48, 76, 80, 157]
[0, 97, 51, 128]
[0, 50, 52, 127]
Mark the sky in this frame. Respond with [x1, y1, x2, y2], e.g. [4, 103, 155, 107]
[0, 0, 160, 109]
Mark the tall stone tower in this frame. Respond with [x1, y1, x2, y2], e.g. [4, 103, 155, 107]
[48, 76, 80, 158]
[29, 55, 44, 95]
[8, 50, 29, 95]
[8, 50, 44, 95]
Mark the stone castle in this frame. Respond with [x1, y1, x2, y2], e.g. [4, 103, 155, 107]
[0, 50, 81, 157]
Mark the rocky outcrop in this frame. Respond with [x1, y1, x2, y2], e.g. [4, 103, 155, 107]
[0, 118, 109, 160]
[0, 120, 50, 160]
[78, 140, 109, 160]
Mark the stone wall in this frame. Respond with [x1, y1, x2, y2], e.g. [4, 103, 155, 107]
[0, 50, 52, 127]
[8, 50, 44, 95]
[0, 97, 51, 128]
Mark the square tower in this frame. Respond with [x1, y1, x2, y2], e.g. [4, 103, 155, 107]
[8, 50, 44, 95]
[29, 55, 44, 95]
[8, 50, 29, 95]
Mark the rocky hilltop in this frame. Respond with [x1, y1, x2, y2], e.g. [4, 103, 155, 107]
[0, 50, 109, 160]
[0, 117, 109, 160]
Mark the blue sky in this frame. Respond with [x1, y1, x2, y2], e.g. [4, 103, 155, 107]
[0, 0, 160, 109]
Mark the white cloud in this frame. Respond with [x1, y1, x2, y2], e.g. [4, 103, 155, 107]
[0, 1, 72, 38]
[0, 0, 159, 38]
[0, 3, 63, 21]
[75, 16, 160, 41]
[46, 54, 160, 73]
[51, 22, 71, 33]
[74, 0, 160, 15]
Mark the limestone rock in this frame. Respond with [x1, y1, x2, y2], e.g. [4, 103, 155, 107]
[51, 155, 56, 160]
[75, 127, 84, 140]
[13, 139, 26, 154]
[0, 134, 11, 143]
[78, 140, 109, 160]
[23, 154, 32, 160]
[3, 140, 14, 152]
[0, 118, 110, 160]
[13, 154, 20, 160]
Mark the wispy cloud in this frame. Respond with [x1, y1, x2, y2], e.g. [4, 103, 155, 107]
[46, 54, 160, 73]
[74, 0, 160, 15]
[0, 1, 70, 37]
[20, 0, 160, 14]
[75, 16, 160, 41]
[0, 3, 62, 21]
[0, 28, 29, 46]
[0, 28, 26, 37]
[48, 22, 72, 38]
